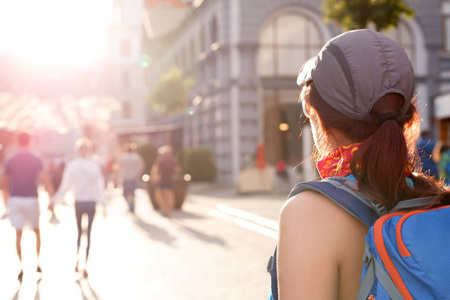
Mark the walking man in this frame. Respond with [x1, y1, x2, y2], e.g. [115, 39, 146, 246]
[118, 144, 144, 213]
[0, 132, 54, 281]
[151, 145, 179, 218]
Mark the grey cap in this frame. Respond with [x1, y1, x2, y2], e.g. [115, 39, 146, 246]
[297, 29, 414, 122]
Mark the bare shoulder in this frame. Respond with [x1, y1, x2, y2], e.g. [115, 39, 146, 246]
[280, 190, 363, 229]
[283, 191, 370, 262]
[277, 190, 368, 299]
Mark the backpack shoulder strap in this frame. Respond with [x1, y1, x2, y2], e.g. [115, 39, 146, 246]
[268, 177, 381, 300]
[288, 177, 381, 227]
[391, 196, 438, 211]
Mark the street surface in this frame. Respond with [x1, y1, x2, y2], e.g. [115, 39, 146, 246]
[0, 185, 286, 300]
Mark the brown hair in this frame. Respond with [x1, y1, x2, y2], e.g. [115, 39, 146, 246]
[75, 137, 94, 156]
[303, 82, 450, 210]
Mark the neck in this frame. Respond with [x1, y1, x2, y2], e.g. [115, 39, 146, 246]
[328, 127, 354, 150]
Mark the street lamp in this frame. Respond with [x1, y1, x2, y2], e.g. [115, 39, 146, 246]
[279, 123, 289, 131]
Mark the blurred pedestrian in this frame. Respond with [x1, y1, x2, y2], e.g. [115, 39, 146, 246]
[48, 157, 65, 191]
[118, 144, 144, 213]
[433, 141, 450, 185]
[48, 137, 106, 277]
[417, 131, 438, 178]
[151, 145, 179, 218]
[440, 145, 450, 185]
[0, 132, 54, 281]
[48, 158, 65, 223]
[103, 156, 116, 188]
[0, 143, 7, 219]
[275, 160, 290, 193]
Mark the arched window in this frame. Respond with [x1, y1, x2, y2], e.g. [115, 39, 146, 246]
[210, 17, 218, 46]
[190, 38, 196, 66]
[181, 46, 187, 70]
[200, 28, 205, 51]
[442, 0, 450, 53]
[209, 17, 219, 52]
[199, 28, 206, 59]
[175, 51, 182, 69]
[258, 13, 322, 77]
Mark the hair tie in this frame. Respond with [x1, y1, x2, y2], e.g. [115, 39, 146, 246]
[379, 112, 411, 124]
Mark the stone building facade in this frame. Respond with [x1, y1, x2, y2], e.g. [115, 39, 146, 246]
[142, 0, 450, 184]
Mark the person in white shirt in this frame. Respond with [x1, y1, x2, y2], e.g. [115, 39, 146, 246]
[48, 137, 106, 277]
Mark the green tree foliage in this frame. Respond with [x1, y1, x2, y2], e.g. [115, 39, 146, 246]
[148, 67, 194, 115]
[322, 0, 416, 31]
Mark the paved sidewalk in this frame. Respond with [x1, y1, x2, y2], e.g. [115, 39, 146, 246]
[0, 184, 287, 300]
[186, 183, 288, 222]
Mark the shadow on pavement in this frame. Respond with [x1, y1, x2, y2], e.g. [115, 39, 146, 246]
[188, 189, 286, 201]
[76, 278, 100, 300]
[174, 222, 228, 247]
[11, 277, 41, 300]
[10, 283, 20, 300]
[133, 215, 177, 246]
[171, 210, 206, 220]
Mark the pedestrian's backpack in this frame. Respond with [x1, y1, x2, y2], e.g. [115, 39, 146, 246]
[267, 176, 450, 300]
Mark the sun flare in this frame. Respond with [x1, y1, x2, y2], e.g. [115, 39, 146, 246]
[0, 0, 113, 68]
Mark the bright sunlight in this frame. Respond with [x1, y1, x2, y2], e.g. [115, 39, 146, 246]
[0, 0, 113, 68]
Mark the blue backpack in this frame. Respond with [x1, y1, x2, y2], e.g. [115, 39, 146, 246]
[267, 177, 450, 300]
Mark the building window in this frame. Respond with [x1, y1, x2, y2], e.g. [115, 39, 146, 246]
[263, 89, 303, 165]
[122, 101, 131, 119]
[122, 70, 130, 87]
[181, 47, 187, 70]
[443, 1, 450, 53]
[175, 52, 182, 69]
[198, 28, 207, 60]
[258, 13, 322, 77]
[121, 38, 130, 57]
[142, 69, 149, 85]
[200, 28, 206, 52]
[190, 39, 196, 66]
[113, 0, 123, 24]
[210, 17, 218, 45]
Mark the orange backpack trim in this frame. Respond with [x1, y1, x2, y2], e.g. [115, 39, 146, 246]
[374, 212, 413, 300]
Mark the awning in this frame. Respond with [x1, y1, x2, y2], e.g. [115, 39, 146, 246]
[113, 123, 182, 136]
[434, 93, 450, 119]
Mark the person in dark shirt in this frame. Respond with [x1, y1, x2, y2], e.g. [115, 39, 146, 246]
[417, 131, 438, 178]
[151, 145, 179, 218]
[0, 132, 54, 281]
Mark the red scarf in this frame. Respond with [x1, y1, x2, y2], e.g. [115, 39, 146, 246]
[317, 143, 413, 179]
[317, 144, 361, 179]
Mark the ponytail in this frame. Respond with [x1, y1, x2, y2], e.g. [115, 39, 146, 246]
[350, 94, 410, 209]
[305, 84, 450, 209]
